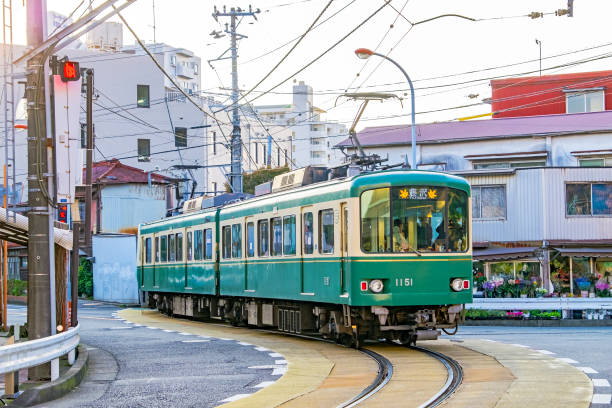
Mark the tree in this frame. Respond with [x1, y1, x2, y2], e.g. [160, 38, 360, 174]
[225, 166, 289, 195]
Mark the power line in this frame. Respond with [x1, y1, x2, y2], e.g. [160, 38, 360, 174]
[242, 0, 391, 107]
[240, 0, 357, 66]
[238, 0, 335, 103]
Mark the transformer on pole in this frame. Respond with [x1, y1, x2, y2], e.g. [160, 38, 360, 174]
[211, 5, 260, 193]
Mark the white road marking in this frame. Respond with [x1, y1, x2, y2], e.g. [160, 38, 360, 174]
[178, 332, 193, 336]
[162, 329, 176, 333]
[268, 352, 283, 358]
[255, 346, 269, 352]
[535, 349, 555, 355]
[218, 338, 233, 341]
[557, 357, 578, 364]
[132, 324, 142, 327]
[253, 381, 275, 388]
[510, 344, 529, 348]
[592, 394, 611, 404]
[146, 326, 159, 329]
[237, 341, 252, 346]
[219, 394, 252, 403]
[109, 327, 132, 330]
[275, 359, 287, 365]
[181, 340, 210, 343]
[272, 367, 287, 376]
[578, 367, 598, 374]
[248, 365, 277, 370]
[593, 379, 611, 387]
[482, 339, 496, 342]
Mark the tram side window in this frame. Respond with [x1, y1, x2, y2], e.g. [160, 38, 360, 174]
[155, 237, 160, 262]
[258, 220, 269, 256]
[303, 212, 314, 254]
[160, 235, 167, 262]
[246, 222, 255, 257]
[194, 230, 203, 260]
[271, 217, 282, 256]
[176, 233, 183, 261]
[222, 226, 231, 259]
[360, 188, 391, 253]
[204, 229, 213, 260]
[283, 215, 296, 255]
[319, 209, 334, 254]
[232, 224, 242, 258]
[145, 237, 152, 263]
[186, 231, 193, 261]
[168, 234, 176, 262]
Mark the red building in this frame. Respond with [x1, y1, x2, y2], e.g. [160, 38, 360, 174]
[490, 70, 612, 118]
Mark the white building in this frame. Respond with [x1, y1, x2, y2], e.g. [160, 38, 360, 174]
[254, 81, 347, 169]
[2, 20, 288, 202]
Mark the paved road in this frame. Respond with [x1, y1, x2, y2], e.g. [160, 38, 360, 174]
[8, 302, 282, 408]
[445, 326, 612, 407]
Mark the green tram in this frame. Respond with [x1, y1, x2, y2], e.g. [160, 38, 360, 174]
[137, 169, 472, 346]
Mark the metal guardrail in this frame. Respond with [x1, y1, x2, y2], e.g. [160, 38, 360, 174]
[0, 324, 80, 377]
[467, 298, 612, 310]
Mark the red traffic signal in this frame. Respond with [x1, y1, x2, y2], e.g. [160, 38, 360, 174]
[61, 61, 80, 82]
[58, 204, 68, 223]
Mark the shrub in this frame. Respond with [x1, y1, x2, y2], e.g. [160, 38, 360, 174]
[7, 279, 27, 296]
[78, 258, 93, 298]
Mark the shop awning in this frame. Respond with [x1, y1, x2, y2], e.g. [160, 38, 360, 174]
[473, 247, 537, 261]
[553, 247, 612, 258]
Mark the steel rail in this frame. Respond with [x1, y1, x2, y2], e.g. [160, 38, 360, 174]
[412, 345, 463, 408]
[251, 328, 393, 407]
[337, 347, 393, 408]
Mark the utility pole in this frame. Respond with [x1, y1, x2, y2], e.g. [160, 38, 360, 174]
[84, 69, 93, 256]
[211, 5, 260, 193]
[26, 0, 55, 380]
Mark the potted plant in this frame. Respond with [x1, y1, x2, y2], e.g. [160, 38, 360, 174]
[519, 287, 529, 298]
[535, 287, 547, 298]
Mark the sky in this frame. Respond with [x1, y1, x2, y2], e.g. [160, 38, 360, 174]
[12, 0, 612, 133]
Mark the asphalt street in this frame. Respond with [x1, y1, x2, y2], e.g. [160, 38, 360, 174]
[7, 302, 282, 408]
[445, 326, 612, 408]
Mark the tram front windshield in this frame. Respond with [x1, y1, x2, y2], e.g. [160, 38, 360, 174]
[361, 186, 468, 253]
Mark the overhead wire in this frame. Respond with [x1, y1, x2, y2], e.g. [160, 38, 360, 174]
[241, 0, 391, 107]
[237, 0, 335, 104]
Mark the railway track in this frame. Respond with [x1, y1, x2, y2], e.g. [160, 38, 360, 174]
[412, 345, 463, 408]
[337, 348, 393, 408]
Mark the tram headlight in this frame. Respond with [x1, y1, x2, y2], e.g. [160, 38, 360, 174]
[369, 279, 384, 293]
[450, 278, 464, 292]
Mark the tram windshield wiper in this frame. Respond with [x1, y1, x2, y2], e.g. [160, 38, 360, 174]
[407, 246, 422, 257]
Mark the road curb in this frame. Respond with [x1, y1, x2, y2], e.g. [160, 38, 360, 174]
[12, 344, 88, 407]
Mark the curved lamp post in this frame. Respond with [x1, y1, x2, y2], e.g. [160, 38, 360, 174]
[355, 48, 416, 169]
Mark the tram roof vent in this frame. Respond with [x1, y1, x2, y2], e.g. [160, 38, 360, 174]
[271, 166, 329, 193]
[201, 192, 253, 209]
[182, 196, 205, 213]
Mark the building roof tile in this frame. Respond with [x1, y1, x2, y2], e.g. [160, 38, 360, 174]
[86, 159, 170, 185]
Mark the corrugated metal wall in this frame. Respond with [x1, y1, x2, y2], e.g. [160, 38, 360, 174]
[101, 184, 167, 233]
[468, 170, 543, 243]
[544, 167, 612, 241]
[467, 167, 612, 244]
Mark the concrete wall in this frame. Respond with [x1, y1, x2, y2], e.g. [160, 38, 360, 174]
[92, 234, 138, 304]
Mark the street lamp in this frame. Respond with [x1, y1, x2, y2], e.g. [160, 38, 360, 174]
[355, 48, 417, 169]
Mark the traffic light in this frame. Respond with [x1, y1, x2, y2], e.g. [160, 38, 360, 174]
[60, 61, 80, 82]
[58, 204, 68, 223]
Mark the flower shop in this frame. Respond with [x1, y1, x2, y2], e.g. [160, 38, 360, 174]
[473, 246, 612, 299]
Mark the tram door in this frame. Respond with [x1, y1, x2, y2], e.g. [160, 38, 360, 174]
[245, 217, 255, 291]
[340, 202, 349, 294]
[300, 206, 315, 294]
